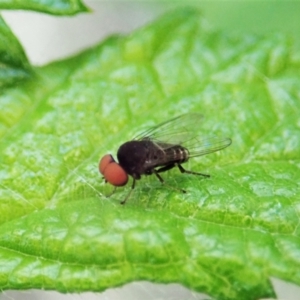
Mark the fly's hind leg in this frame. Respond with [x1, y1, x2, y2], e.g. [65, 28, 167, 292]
[177, 164, 210, 178]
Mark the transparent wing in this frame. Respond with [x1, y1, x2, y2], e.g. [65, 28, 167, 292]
[181, 135, 232, 157]
[134, 113, 203, 145]
[134, 113, 232, 157]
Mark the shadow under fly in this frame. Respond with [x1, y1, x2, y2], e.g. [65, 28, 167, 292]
[99, 113, 232, 204]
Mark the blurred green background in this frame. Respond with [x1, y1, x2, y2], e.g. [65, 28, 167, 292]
[2, 1, 300, 66]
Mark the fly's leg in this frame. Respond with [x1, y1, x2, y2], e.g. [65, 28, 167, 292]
[105, 186, 116, 198]
[153, 168, 186, 193]
[156, 163, 176, 173]
[102, 176, 116, 198]
[120, 178, 136, 205]
[177, 164, 210, 177]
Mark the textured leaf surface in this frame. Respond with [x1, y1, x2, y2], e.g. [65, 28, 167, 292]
[0, 8, 300, 300]
[0, 16, 31, 87]
[0, 0, 88, 15]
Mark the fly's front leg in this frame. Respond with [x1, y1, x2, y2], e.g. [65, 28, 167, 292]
[106, 186, 116, 197]
[120, 178, 136, 205]
[177, 164, 210, 178]
[102, 176, 117, 198]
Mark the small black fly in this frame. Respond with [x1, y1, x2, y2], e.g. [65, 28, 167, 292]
[99, 113, 232, 204]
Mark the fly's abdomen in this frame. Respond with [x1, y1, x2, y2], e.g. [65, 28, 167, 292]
[147, 144, 189, 168]
[165, 145, 189, 164]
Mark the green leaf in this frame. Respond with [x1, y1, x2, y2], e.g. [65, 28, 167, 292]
[0, 16, 31, 87]
[0, 0, 88, 15]
[0, 7, 300, 300]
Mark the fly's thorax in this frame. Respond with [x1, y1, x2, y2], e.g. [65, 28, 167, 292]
[117, 140, 151, 178]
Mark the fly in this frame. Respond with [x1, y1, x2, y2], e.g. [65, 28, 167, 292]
[99, 113, 232, 204]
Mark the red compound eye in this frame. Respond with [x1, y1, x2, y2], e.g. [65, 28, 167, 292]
[99, 154, 128, 186]
[103, 162, 128, 186]
[99, 154, 115, 175]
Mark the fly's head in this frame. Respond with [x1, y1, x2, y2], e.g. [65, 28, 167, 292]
[99, 154, 128, 187]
